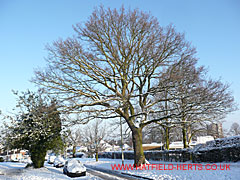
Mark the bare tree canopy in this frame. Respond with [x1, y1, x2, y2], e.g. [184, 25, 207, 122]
[153, 59, 237, 148]
[84, 119, 107, 161]
[228, 122, 240, 136]
[33, 7, 195, 123]
[32, 6, 237, 165]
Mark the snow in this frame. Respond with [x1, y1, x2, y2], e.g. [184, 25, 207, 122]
[66, 159, 86, 173]
[142, 142, 163, 147]
[0, 162, 99, 180]
[48, 155, 56, 164]
[193, 135, 240, 152]
[81, 158, 240, 180]
[0, 162, 25, 172]
[196, 136, 214, 144]
[53, 156, 65, 167]
[0, 158, 239, 180]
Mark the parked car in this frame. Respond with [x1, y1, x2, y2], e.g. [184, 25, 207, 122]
[63, 159, 86, 177]
[53, 156, 65, 168]
[75, 152, 85, 158]
[47, 155, 56, 164]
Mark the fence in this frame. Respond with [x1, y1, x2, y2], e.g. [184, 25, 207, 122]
[98, 149, 191, 162]
[98, 143, 240, 163]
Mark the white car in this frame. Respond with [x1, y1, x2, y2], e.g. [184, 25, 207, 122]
[53, 156, 65, 168]
[63, 159, 86, 177]
[47, 155, 56, 164]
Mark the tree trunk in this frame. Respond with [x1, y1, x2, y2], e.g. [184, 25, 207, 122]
[73, 145, 76, 158]
[165, 127, 170, 150]
[187, 126, 192, 146]
[30, 147, 47, 168]
[182, 126, 188, 148]
[95, 148, 98, 162]
[188, 134, 193, 146]
[132, 127, 145, 166]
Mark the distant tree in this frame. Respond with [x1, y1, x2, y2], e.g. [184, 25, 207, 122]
[184, 122, 208, 142]
[142, 123, 164, 144]
[6, 90, 62, 168]
[228, 122, 240, 136]
[0, 125, 8, 154]
[154, 58, 237, 148]
[66, 128, 83, 157]
[84, 120, 107, 161]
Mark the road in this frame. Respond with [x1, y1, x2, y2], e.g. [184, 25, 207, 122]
[86, 167, 138, 180]
[0, 162, 151, 180]
[86, 165, 153, 180]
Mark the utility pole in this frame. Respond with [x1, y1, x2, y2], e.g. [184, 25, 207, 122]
[120, 116, 124, 165]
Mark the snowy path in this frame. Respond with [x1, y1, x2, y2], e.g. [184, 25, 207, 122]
[0, 162, 24, 176]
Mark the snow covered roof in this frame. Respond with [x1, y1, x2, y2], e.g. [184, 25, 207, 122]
[169, 141, 184, 149]
[196, 136, 214, 144]
[142, 142, 163, 147]
[123, 144, 130, 149]
[142, 143, 164, 151]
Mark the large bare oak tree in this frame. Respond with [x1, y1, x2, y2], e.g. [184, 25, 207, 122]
[33, 6, 201, 165]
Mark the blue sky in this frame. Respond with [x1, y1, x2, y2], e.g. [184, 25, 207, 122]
[0, 0, 239, 129]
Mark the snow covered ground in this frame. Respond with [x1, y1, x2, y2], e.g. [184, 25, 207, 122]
[82, 158, 240, 180]
[0, 159, 239, 180]
[0, 162, 101, 180]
